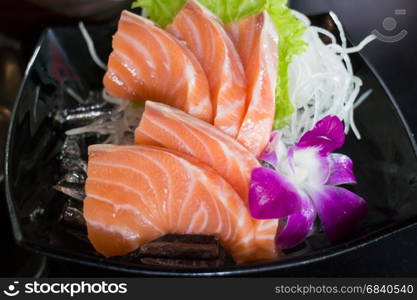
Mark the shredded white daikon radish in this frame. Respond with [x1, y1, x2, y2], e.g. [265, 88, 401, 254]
[65, 87, 87, 105]
[282, 10, 376, 144]
[354, 88, 373, 110]
[78, 22, 107, 70]
[66, 89, 144, 145]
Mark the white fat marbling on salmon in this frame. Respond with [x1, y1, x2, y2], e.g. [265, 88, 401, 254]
[88, 178, 156, 213]
[257, 219, 279, 231]
[137, 101, 257, 200]
[188, 95, 211, 117]
[88, 193, 163, 234]
[184, 61, 197, 92]
[135, 102, 279, 261]
[169, 70, 187, 99]
[89, 161, 163, 219]
[124, 150, 173, 222]
[187, 203, 206, 234]
[182, 13, 204, 56]
[108, 71, 124, 87]
[113, 51, 140, 80]
[174, 169, 196, 232]
[104, 10, 212, 123]
[227, 11, 278, 157]
[167, 0, 246, 137]
[145, 116, 195, 155]
[117, 32, 156, 70]
[214, 95, 245, 120]
[88, 219, 141, 243]
[85, 144, 269, 263]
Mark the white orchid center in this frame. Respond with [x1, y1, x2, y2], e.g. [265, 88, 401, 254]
[277, 146, 326, 190]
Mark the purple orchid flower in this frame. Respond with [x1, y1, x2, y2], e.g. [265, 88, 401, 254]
[249, 116, 368, 249]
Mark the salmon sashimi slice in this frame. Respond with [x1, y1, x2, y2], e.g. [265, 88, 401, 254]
[84, 144, 274, 263]
[226, 12, 279, 157]
[135, 101, 258, 200]
[135, 101, 279, 259]
[167, 0, 246, 137]
[103, 10, 213, 123]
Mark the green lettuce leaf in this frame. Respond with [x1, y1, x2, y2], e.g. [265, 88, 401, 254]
[131, 0, 185, 27]
[131, 0, 307, 128]
[199, 0, 265, 24]
[266, 2, 307, 129]
[131, 0, 265, 26]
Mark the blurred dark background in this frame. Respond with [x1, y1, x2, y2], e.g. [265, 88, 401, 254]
[0, 0, 416, 277]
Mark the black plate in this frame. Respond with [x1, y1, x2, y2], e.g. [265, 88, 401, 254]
[5, 17, 417, 276]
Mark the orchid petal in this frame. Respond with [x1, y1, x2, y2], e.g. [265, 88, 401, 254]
[275, 192, 316, 249]
[287, 147, 295, 173]
[249, 167, 302, 219]
[259, 131, 281, 167]
[310, 186, 368, 241]
[296, 116, 345, 156]
[269, 130, 280, 143]
[327, 153, 357, 185]
[259, 149, 278, 168]
[316, 151, 331, 185]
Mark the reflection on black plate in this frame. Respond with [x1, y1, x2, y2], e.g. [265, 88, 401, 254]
[5, 18, 417, 276]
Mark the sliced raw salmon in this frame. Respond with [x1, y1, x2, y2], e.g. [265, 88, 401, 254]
[84, 144, 274, 263]
[226, 12, 279, 157]
[103, 10, 213, 123]
[167, 0, 246, 137]
[135, 101, 279, 259]
[135, 101, 258, 200]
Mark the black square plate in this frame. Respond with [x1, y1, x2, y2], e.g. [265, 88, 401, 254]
[5, 19, 417, 276]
